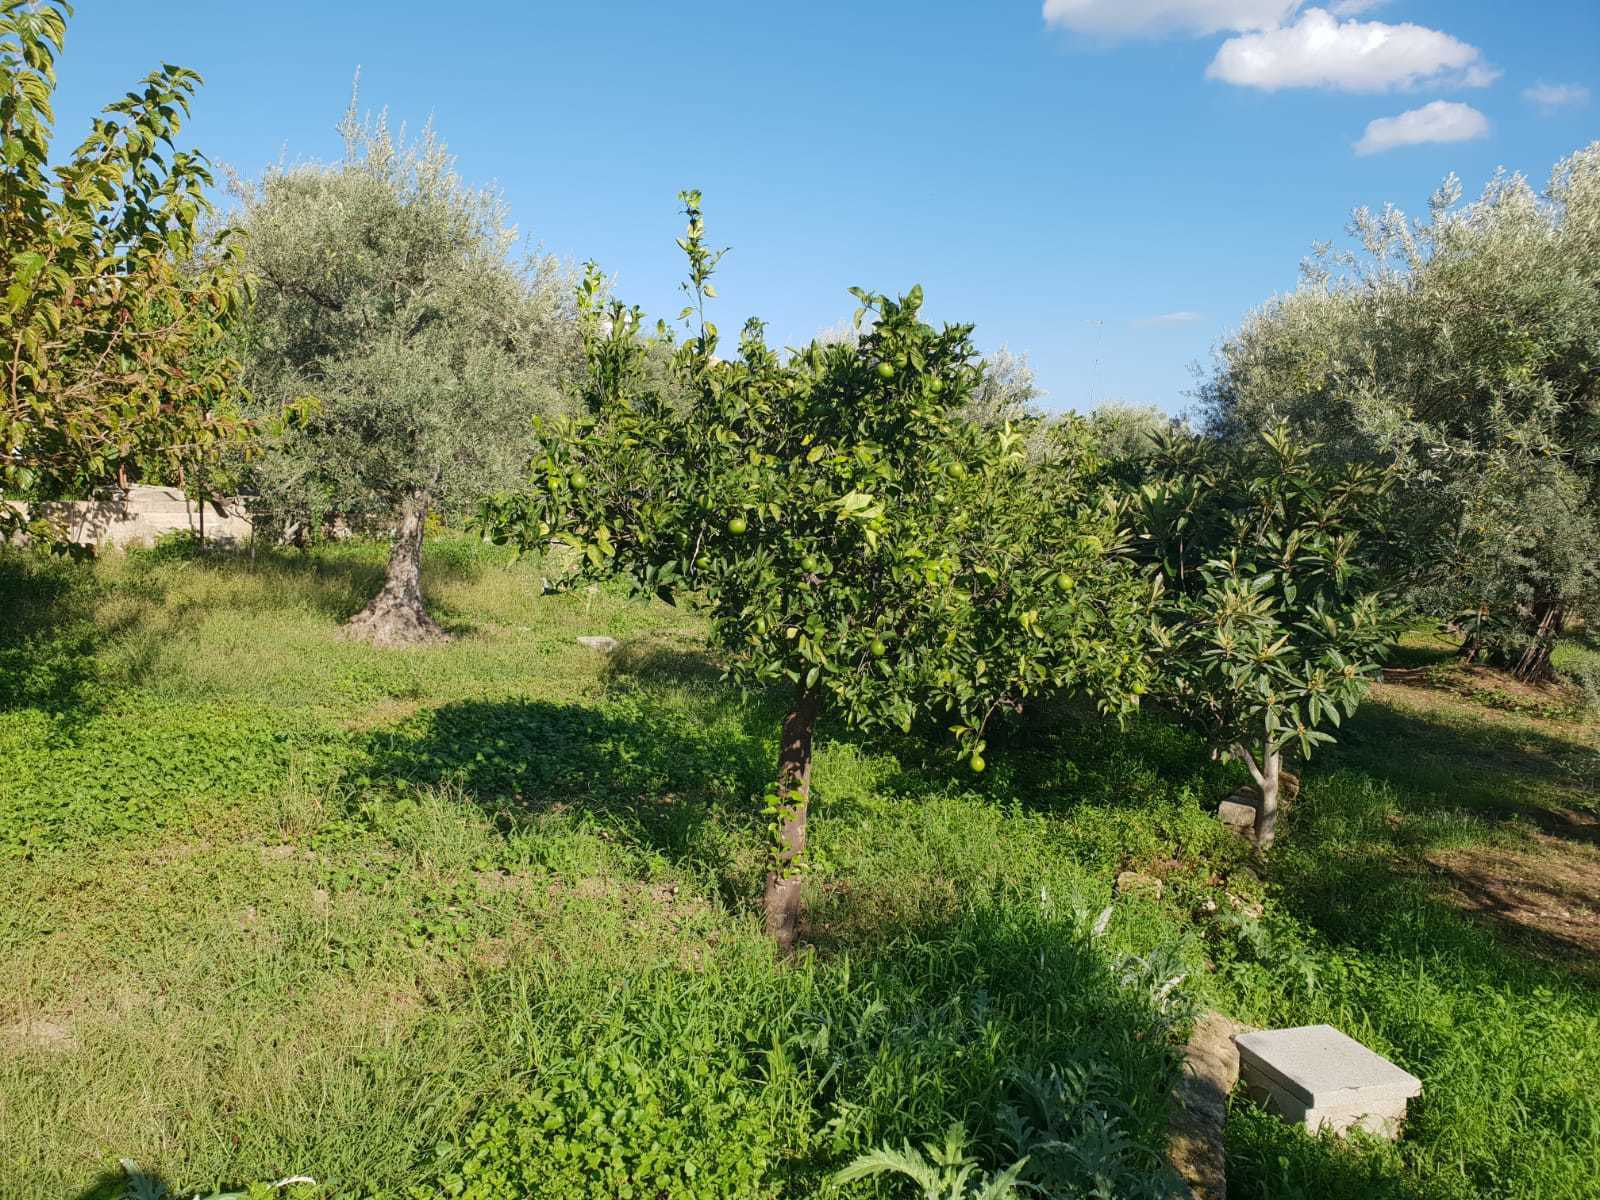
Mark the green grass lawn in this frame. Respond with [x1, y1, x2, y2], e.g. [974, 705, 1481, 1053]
[2, 539, 1596, 1199]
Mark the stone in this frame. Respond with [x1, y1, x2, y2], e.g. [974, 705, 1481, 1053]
[1234, 1024, 1422, 1138]
[1168, 1010, 1249, 1200]
[1115, 870, 1164, 900]
[6, 484, 255, 550]
[1217, 798, 1257, 843]
[576, 636, 620, 653]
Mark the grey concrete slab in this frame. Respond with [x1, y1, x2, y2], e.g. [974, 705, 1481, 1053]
[1235, 1025, 1421, 1136]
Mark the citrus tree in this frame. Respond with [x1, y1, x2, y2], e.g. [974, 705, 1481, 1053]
[1, 0, 251, 548]
[484, 195, 1153, 949]
[1133, 426, 1396, 849]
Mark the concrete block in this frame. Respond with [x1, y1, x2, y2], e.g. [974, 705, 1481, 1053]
[1234, 1024, 1421, 1138]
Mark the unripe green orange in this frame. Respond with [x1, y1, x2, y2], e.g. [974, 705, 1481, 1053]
[727, 516, 748, 535]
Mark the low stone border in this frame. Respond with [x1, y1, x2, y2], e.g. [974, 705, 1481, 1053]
[1168, 1010, 1250, 1200]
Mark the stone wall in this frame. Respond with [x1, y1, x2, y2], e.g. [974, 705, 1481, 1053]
[9, 485, 255, 550]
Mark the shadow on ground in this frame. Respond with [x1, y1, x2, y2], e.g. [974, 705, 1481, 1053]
[70, 1164, 175, 1200]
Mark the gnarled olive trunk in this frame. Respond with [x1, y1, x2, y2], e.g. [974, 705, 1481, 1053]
[763, 687, 820, 953]
[344, 489, 446, 647]
[1512, 601, 1563, 683]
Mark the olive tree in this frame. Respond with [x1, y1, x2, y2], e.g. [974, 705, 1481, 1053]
[2, 0, 250, 548]
[1133, 426, 1395, 849]
[485, 196, 1154, 949]
[233, 100, 576, 643]
[1202, 144, 1600, 681]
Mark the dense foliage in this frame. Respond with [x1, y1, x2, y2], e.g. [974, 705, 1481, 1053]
[485, 195, 1153, 946]
[1203, 143, 1600, 682]
[1133, 425, 1396, 847]
[232, 99, 576, 642]
[1, 0, 250, 547]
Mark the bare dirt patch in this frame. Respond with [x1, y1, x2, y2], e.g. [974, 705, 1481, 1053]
[0, 1015, 79, 1054]
[1426, 835, 1600, 977]
[1379, 661, 1590, 732]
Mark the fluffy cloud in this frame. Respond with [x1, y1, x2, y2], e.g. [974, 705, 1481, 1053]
[1353, 100, 1490, 155]
[1133, 311, 1205, 327]
[1041, 0, 1298, 37]
[1522, 82, 1592, 114]
[1207, 8, 1498, 92]
[1325, 0, 1387, 15]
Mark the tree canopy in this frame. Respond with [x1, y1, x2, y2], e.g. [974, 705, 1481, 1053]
[485, 194, 1154, 946]
[1133, 425, 1395, 847]
[1202, 143, 1600, 680]
[233, 98, 577, 642]
[1, 0, 250, 547]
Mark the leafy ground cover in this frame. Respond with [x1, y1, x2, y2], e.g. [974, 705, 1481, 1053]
[0, 540, 1595, 1199]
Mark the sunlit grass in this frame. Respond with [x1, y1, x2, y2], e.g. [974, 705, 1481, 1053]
[0, 540, 1595, 1199]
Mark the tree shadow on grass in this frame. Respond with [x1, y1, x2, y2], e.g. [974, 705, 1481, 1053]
[69, 1163, 176, 1200]
[362, 694, 778, 897]
[772, 902, 1189, 1197]
[1325, 695, 1599, 837]
[0, 551, 106, 716]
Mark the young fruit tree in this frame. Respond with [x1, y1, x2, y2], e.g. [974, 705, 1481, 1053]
[483, 195, 1154, 950]
[232, 99, 576, 644]
[1, 0, 251, 549]
[1133, 425, 1396, 849]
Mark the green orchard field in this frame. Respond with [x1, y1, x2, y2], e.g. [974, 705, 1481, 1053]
[1, 537, 1597, 1199]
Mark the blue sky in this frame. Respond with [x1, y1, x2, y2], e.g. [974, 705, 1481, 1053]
[48, 1, 1598, 414]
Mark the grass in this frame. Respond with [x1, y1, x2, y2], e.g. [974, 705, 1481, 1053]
[1, 539, 1596, 1199]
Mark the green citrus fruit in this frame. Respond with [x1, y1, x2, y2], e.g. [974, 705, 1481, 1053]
[800, 554, 819, 573]
[947, 462, 968, 480]
[727, 516, 748, 535]
[969, 753, 986, 773]
[1054, 571, 1074, 592]
[569, 471, 589, 490]
[869, 638, 887, 658]
[876, 361, 895, 380]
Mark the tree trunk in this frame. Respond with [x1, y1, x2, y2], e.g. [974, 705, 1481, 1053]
[343, 489, 447, 647]
[1253, 748, 1281, 851]
[1235, 741, 1282, 851]
[1512, 601, 1563, 683]
[763, 687, 821, 954]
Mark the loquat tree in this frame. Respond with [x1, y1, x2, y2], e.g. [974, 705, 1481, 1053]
[1132, 425, 1397, 849]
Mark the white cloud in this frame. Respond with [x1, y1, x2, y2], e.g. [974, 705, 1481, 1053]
[1522, 82, 1592, 114]
[1207, 8, 1498, 92]
[1133, 311, 1205, 327]
[1041, 0, 1298, 38]
[1353, 100, 1490, 155]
